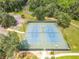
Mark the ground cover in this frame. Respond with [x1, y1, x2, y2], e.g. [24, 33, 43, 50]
[62, 20, 79, 52]
[56, 56, 79, 59]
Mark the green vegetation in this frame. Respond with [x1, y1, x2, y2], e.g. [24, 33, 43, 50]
[0, 13, 17, 28]
[16, 52, 38, 59]
[57, 0, 77, 9]
[0, 49, 5, 59]
[71, 20, 79, 25]
[0, 0, 28, 28]
[57, 0, 79, 20]
[50, 51, 54, 55]
[51, 57, 55, 59]
[57, 12, 71, 28]
[0, 0, 27, 12]
[29, 0, 57, 20]
[62, 20, 79, 51]
[57, 56, 79, 59]
[29, 0, 79, 28]
[32, 6, 47, 20]
[0, 0, 79, 59]
[0, 32, 20, 59]
[0, 0, 28, 58]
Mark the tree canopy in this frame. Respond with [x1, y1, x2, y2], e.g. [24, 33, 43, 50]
[57, 0, 77, 9]
[0, 0, 27, 12]
[29, 0, 79, 28]
[0, 13, 17, 28]
[0, 32, 20, 58]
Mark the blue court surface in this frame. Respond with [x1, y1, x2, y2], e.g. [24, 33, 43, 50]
[20, 22, 69, 50]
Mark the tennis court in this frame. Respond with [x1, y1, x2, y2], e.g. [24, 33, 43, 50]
[20, 21, 69, 50]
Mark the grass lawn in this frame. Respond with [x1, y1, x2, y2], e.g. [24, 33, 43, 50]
[63, 20, 79, 52]
[71, 20, 79, 26]
[56, 56, 79, 59]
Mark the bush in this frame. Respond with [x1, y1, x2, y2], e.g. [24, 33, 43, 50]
[51, 57, 55, 59]
[33, 6, 47, 20]
[29, 0, 57, 20]
[29, 0, 53, 11]
[0, 13, 17, 28]
[56, 12, 71, 28]
[69, 3, 79, 20]
[57, 0, 77, 9]
[50, 51, 54, 55]
[0, 0, 28, 12]
[29, 0, 79, 21]
[57, 0, 79, 20]
[0, 49, 6, 59]
[0, 32, 20, 58]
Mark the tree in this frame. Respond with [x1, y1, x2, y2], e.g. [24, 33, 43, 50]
[0, 32, 20, 59]
[0, 13, 17, 28]
[33, 6, 47, 20]
[57, 12, 71, 28]
[57, 0, 79, 20]
[29, 0, 57, 20]
[57, 0, 77, 9]
[0, 0, 28, 12]
[0, 49, 6, 59]
[29, 0, 79, 28]
[68, 1, 79, 20]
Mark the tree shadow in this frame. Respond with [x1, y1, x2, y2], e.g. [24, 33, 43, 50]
[18, 39, 30, 51]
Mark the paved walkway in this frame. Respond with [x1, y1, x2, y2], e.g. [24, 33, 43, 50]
[42, 52, 79, 58]
[28, 51, 79, 59]
[40, 52, 79, 59]
[54, 53, 79, 57]
[7, 28, 25, 34]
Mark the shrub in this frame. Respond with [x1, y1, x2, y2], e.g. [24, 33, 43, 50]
[0, 0, 28, 12]
[0, 13, 17, 28]
[51, 57, 55, 59]
[33, 6, 47, 20]
[0, 32, 20, 58]
[29, 0, 57, 20]
[57, 12, 71, 28]
[50, 51, 54, 55]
